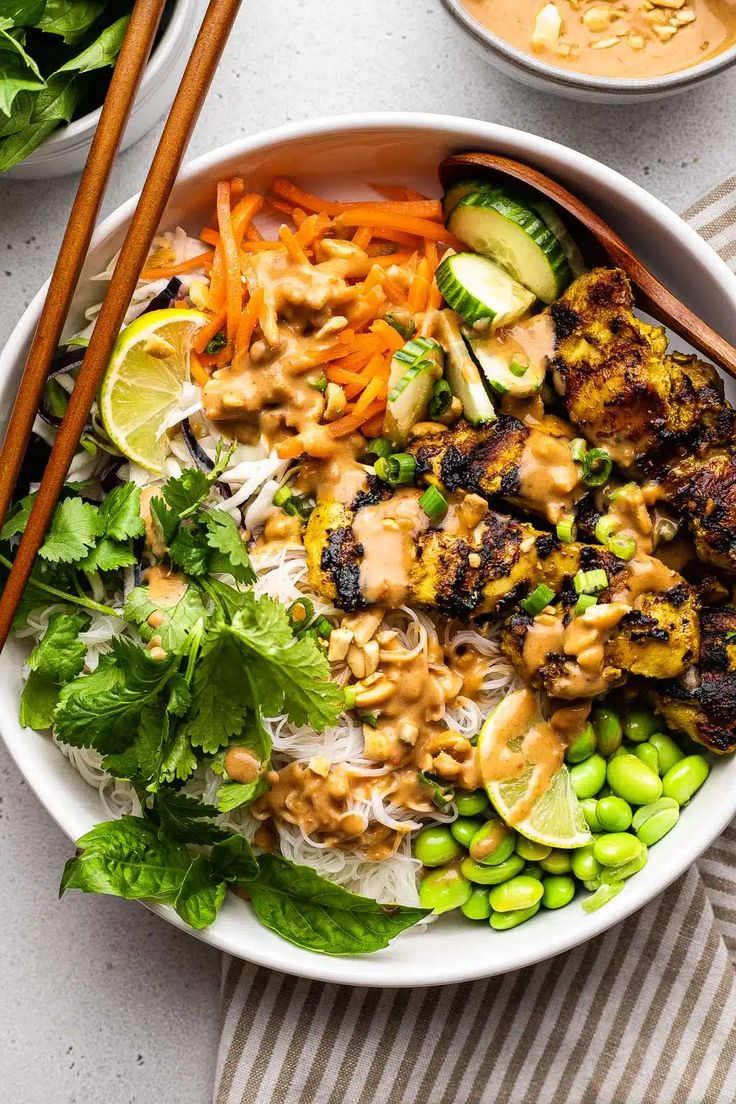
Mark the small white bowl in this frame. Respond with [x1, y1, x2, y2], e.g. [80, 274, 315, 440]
[5, 0, 206, 181]
[2, 113, 736, 987]
[441, 0, 736, 103]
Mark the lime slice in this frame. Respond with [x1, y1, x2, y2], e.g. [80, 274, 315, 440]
[478, 688, 592, 849]
[100, 308, 208, 472]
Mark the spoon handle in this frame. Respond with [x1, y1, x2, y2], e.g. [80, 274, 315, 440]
[439, 152, 736, 383]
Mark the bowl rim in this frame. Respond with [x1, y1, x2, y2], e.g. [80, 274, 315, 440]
[3, 110, 736, 987]
[440, 0, 736, 93]
[36, 0, 194, 152]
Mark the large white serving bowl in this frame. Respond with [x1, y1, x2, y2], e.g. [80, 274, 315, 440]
[2, 113, 735, 988]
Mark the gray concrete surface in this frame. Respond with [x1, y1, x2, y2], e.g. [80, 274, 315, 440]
[2, 1, 736, 1102]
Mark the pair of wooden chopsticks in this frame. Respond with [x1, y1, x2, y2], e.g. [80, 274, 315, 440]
[0, 0, 242, 650]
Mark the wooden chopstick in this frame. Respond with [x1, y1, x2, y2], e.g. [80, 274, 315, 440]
[0, 0, 166, 532]
[0, 0, 242, 650]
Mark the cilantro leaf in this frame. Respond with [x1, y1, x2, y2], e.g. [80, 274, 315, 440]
[216, 777, 267, 813]
[154, 792, 229, 846]
[124, 582, 206, 653]
[60, 816, 191, 901]
[202, 510, 255, 583]
[168, 523, 210, 576]
[1, 490, 33, 539]
[174, 857, 225, 930]
[249, 854, 429, 955]
[181, 626, 252, 754]
[40, 497, 100, 564]
[79, 537, 137, 573]
[20, 612, 89, 729]
[97, 483, 145, 542]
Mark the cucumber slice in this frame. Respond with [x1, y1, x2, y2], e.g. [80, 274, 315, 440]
[448, 188, 572, 304]
[465, 332, 546, 398]
[442, 178, 488, 218]
[436, 252, 535, 331]
[529, 199, 586, 278]
[436, 310, 496, 425]
[383, 337, 443, 446]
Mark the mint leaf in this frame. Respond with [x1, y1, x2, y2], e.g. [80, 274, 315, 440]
[124, 583, 206, 653]
[174, 856, 225, 930]
[55, 14, 129, 74]
[249, 854, 429, 955]
[155, 792, 229, 846]
[203, 510, 255, 583]
[210, 834, 259, 884]
[0, 25, 45, 116]
[0, 2, 46, 23]
[97, 483, 145, 542]
[0, 72, 81, 172]
[60, 816, 190, 901]
[158, 728, 198, 784]
[20, 670, 60, 729]
[40, 497, 100, 564]
[20, 611, 89, 729]
[216, 777, 267, 813]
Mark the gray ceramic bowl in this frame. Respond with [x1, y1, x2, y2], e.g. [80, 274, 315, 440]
[441, 0, 736, 102]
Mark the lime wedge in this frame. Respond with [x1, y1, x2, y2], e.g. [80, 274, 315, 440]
[478, 688, 592, 849]
[99, 308, 208, 472]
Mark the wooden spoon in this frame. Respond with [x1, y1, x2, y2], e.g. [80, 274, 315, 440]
[439, 151, 736, 381]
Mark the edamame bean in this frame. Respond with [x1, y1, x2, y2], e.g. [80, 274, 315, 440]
[461, 854, 525, 886]
[593, 832, 643, 868]
[598, 843, 648, 883]
[607, 754, 663, 805]
[596, 795, 633, 832]
[455, 789, 489, 817]
[469, 819, 516, 865]
[419, 865, 472, 913]
[490, 903, 540, 930]
[488, 875, 544, 913]
[516, 837, 551, 861]
[622, 710, 660, 744]
[461, 886, 492, 920]
[634, 742, 659, 775]
[662, 755, 710, 806]
[523, 863, 543, 880]
[581, 797, 602, 832]
[649, 733, 684, 776]
[565, 722, 597, 764]
[451, 817, 483, 849]
[414, 825, 463, 867]
[592, 708, 622, 757]
[542, 875, 576, 910]
[569, 753, 607, 800]
[571, 843, 602, 883]
[539, 849, 572, 875]
[633, 798, 680, 846]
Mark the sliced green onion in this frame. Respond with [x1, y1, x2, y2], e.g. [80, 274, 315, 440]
[655, 517, 678, 543]
[419, 485, 448, 522]
[374, 453, 417, 486]
[574, 568, 609, 595]
[384, 313, 416, 341]
[520, 583, 556, 616]
[509, 359, 529, 378]
[556, 516, 577, 544]
[309, 372, 328, 392]
[428, 378, 453, 419]
[365, 437, 393, 459]
[358, 712, 379, 728]
[287, 597, 315, 631]
[609, 533, 637, 561]
[582, 448, 613, 488]
[394, 336, 438, 367]
[487, 378, 509, 396]
[273, 485, 293, 507]
[205, 331, 227, 355]
[284, 495, 314, 520]
[595, 514, 618, 545]
[570, 438, 587, 463]
[575, 594, 598, 616]
[343, 686, 358, 710]
[313, 615, 333, 639]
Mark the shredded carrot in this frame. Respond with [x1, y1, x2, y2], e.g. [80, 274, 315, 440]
[244, 222, 264, 242]
[366, 226, 421, 248]
[141, 250, 213, 280]
[352, 226, 373, 250]
[371, 318, 405, 354]
[190, 352, 211, 387]
[326, 366, 370, 387]
[241, 240, 287, 253]
[199, 227, 220, 247]
[276, 435, 306, 459]
[291, 207, 308, 228]
[231, 193, 264, 244]
[235, 287, 264, 354]
[366, 251, 413, 268]
[198, 346, 231, 370]
[408, 259, 431, 313]
[266, 195, 299, 219]
[278, 225, 311, 266]
[208, 246, 226, 311]
[271, 178, 443, 220]
[369, 183, 429, 202]
[361, 410, 386, 437]
[296, 213, 331, 248]
[217, 181, 243, 343]
[230, 177, 245, 202]
[424, 239, 439, 272]
[353, 366, 388, 417]
[427, 281, 443, 311]
[340, 209, 459, 245]
[194, 306, 227, 354]
[327, 398, 385, 438]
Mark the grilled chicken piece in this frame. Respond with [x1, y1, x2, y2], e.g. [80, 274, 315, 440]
[305, 483, 579, 618]
[648, 606, 736, 754]
[501, 547, 700, 700]
[550, 267, 736, 571]
[407, 417, 586, 527]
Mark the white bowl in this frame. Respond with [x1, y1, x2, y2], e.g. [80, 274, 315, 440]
[4, 0, 206, 181]
[2, 113, 735, 988]
[440, 0, 736, 103]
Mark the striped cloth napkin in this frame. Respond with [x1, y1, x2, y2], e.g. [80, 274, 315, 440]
[213, 179, 736, 1104]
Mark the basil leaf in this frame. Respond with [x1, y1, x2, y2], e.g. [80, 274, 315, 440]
[210, 834, 259, 884]
[249, 854, 429, 955]
[55, 14, 129, 74]
[38, 0, 105, 43]
[174, 857, 225, 930]
[155, 791, 229, 846]
[60, 816, 191, 901]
